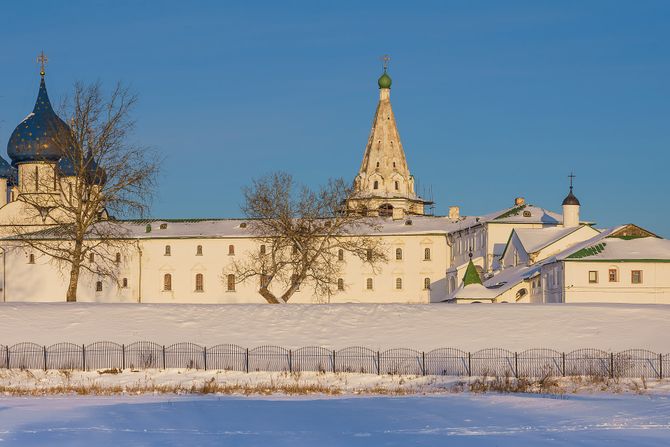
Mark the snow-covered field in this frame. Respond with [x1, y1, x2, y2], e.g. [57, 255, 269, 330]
[0, 302, 668, 351]
[0, 393, 668, 446]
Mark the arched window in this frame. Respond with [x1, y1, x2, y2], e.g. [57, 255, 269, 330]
[337, 278, 344, 291]
[395, 248, 403, 260]
[28, 253, 35, 264]
[366, 278, 373, 290]
[394, 181, 399, 190]
[34, 166, 39, 192]
[424, 277, 431, 290]
[338, 249, 344, 261]
[393, 161, 396, 168]
[228, 245, 235, 255]
[122, 278, 128, 288]
[373, 180, 379, 190]
[376, 162, 380, 168]
[395, 278, 403, 289]
[366, 249, 372, 261]
[89, 252, 95, 263]
[164, 245, 171, 256]
[163, 273, 172, 291]
[379, 203, 393, 217]
[227, 274, 236, 291]
[424, 247, 431, 261]
[196, 245, 203, 256]
[260, 244, 266, 255]
[195, 273, 204, 292]
[95, 281, 103, 292]
[115, 252, 121, 263]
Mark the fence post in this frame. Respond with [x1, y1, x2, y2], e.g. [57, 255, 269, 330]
[376, 351, 380, 375]
[162, 345, 166, 370]
[610, 352, 614, 379]
[422, 352, 426, 376]
[562, 352, 566, 377]
[467, 352, 472, 377]
[203, 347, 207, 371]
[332, 350, 336, 373]
[82, 344, 86, 371]
[122, 344, 125, 370]
[43, 346, 47, 371]
[514, 352, 518, 378]
[245, 348, 249, 373]
[660, 353, 663, 380]
[289, 350, 292, 373]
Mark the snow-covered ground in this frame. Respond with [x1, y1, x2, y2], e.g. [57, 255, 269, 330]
[0, 302, 668, 351]
[0, 393, 668, 446]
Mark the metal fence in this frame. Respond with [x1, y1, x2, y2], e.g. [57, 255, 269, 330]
[0, 342, 667, 379]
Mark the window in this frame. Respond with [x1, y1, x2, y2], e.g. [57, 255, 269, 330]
[376, 162, 380, 168]
[608, 268, 618, 282]
[28, 253, 35, 264]
[164, 245, 171, 256]
[632, 270, 643, 284]
[34, 166, 39, 191]
[338, 249, 344, 261]
[122, 278, 128, 288]
[115, 252, 121, 264]
[395, 248, 403, 260]
[196, 245, 203, 256]
[159, 223, 168, 230]
[373, 180, 379, 190]
[424, 248, 431, 261]
[395, 278, 402, 289]
[195, 273, 204, 292]
[424, 277, 431, 290]
[393, 161, 396, 168]
[366, 278, 373, 290]
[163, 273, 172, 291]
[228, 245, 235, 255]
[588, 271, 598, 284]
[227, 274, 236, 291]
[337, 278, 344, 291]
[394, 181, 399, 190]
[95, 281, 103, 292]
[260, 244, 266, 255]
[379, 203, 393, 217]
[89, 252, 95, 263]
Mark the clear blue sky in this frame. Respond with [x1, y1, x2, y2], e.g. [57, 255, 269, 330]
[1, 1, 668, 236]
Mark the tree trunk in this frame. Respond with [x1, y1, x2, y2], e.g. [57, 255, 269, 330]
[66, 262, 80, 302]
[259, 287, 283, 304]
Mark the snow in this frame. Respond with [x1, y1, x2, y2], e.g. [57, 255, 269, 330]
[0, 393, 668, 446]
[515, 226, 580, 254]
[562, 237, 670, 261]
[0, 302, 669, 352]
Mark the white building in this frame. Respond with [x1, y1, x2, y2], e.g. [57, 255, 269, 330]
[0, 64, 668, 304]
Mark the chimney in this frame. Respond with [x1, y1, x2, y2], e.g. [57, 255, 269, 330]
[514, 197, 525, 206]
[448, 206, 460, 220]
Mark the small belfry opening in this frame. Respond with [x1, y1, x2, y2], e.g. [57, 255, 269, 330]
[379, 203, 393, 217]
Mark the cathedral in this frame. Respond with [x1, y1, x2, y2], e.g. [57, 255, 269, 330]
[0, 59, 668, 304]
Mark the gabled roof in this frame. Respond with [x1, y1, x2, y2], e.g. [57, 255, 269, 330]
[490, 204, 562, 224]
[513, 226, 583, 254]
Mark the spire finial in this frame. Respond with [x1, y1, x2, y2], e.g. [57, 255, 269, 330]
[37, 51, 48, 77]
[568, 171, 576, 191]
[381, 54, 390, 73]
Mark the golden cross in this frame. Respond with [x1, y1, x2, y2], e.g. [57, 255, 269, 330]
[37, 51, 48, 76]
[381, 54, 391, 72]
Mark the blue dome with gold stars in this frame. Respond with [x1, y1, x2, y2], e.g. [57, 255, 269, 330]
[7, 75, 71, 166]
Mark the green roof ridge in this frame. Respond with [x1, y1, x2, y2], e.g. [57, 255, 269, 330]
[567, 242, 607, 259]
[462, 260, 482, 286]
[494, 204, 527, 220]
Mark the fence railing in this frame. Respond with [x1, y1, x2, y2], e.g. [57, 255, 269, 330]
[1, 342, 667, 379]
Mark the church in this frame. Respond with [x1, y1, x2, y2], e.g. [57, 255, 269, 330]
[0, 59, 668, 304]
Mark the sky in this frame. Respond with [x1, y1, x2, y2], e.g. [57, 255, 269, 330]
[0, 1, 668, 236]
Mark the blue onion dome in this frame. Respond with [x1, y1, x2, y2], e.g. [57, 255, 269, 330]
[84, 151, 107, 185]
[7, 75, 72, 165]
[57, 156, 76, 176]
[0, 156, 13, 179]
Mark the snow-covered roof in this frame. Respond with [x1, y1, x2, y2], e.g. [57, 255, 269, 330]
[561, 236, 670, 262]
[514, 226, 582, 254]
[489, 204, 562, 224]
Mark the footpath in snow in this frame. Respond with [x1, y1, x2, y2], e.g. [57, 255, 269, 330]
[0, 302, 667, 351]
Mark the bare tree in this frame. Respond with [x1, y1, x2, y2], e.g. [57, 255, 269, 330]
[231, 172, 387, 303]
[10, 81, 159, 302]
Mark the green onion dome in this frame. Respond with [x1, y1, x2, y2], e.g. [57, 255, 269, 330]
[378, 72, 392, 89]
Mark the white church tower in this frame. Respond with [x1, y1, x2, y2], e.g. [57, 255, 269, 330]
[562, 173, 581, 227]
[349, 57, 431, 218]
